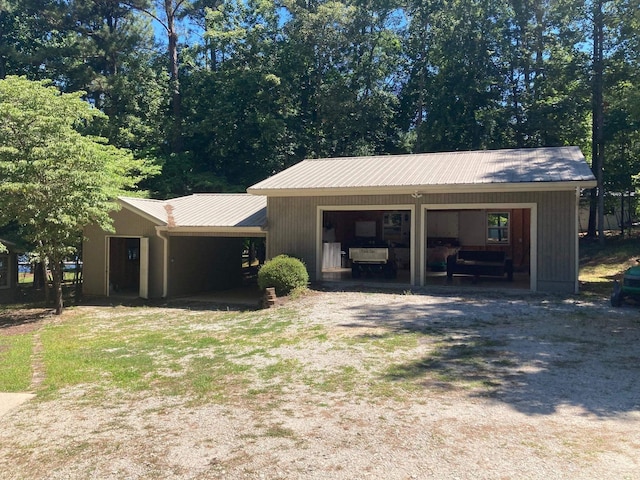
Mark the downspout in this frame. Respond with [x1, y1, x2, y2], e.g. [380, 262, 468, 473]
[156, 226, 169, 298]
[575, 187, 581, 294]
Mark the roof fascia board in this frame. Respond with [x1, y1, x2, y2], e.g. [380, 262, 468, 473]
[248, 180, 598, 197]
[118, 198, 167, 226]
[161, 226, 266, 235]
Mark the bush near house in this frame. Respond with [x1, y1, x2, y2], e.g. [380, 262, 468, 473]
[257, 255, 309, 296]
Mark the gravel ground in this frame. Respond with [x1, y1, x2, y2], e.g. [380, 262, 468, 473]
[1, 290, 639, 479]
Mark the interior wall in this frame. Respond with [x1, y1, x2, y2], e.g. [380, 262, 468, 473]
[426, 211, 459, 238]
[108, 237, 140, 293]
[324, 210, 380, 245]
[324, 211, 411, 244]
[425, 209, 530, 270]
[458, 211, 486, 245]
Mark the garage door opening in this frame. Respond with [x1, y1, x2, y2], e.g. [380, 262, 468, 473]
[423, 207, 532, 290]
[163, 235, 266, 298]
[319, 208, 413, 285]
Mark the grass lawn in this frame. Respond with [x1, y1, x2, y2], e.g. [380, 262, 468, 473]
[579, 231, 640, 297]
[0, 334, 32, 391]
[0, 231, 636, 397]
[37, 307, 308, 402]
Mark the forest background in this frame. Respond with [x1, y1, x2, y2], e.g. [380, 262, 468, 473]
[1, 0, 639, 235]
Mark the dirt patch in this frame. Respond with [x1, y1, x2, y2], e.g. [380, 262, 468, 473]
[0, 291, 639, 479]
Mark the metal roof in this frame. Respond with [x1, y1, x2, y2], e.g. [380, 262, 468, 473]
[119, 194, 267, 231]
[247, 147, 597, 196]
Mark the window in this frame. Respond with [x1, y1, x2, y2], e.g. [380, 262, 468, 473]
[487, 212, 509, 243]
[0, 254, 8, 288]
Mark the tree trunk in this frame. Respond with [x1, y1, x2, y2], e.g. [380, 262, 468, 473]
[126, 0, 184, 153]
[51, 261, 64, 315]
[620, 192, 625, 236]
[587, 188, 597, 238]
[41, 260, 50, 303]
[165, 0, 183, 154]
[74, 255, 82, 302]
[592, 0, 605, 245]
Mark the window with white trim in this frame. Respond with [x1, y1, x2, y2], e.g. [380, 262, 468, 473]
[487, 212, 509, 244]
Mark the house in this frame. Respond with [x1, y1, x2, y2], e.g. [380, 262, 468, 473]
[0, 238, 19, 303]
[83, 147, 596, 299]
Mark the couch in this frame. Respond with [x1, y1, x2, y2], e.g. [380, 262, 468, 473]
[446, 250, 514, 281]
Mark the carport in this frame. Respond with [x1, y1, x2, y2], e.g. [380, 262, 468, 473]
[83, 194, 266, 299]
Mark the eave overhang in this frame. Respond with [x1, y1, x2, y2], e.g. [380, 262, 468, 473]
[157, 226, 267, 236]
[117, 199, 167, 226]
[248, 180, 598, 197]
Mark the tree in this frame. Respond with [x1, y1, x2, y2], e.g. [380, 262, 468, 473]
[123, 0, 191, 153]
[0, 0, 70, 81]
[399, 0, 510, 152]
[502, 0, 591, 148]
[60, 0, 169, 156]
[0, 76, 158, 314]
[179, 0, 292, 190]
[280, 0, 402, 159]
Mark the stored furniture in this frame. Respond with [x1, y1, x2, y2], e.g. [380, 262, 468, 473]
[447, 250, 513, 281]
[349, 246, 397, 279]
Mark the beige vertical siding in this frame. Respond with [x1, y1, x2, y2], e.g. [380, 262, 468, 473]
[266, 198, 317, 269]
[267, 189, 578, 293]
[83, 207, 165, 298]
[534, 190, 577, 292]
[82, 223, 108, 296]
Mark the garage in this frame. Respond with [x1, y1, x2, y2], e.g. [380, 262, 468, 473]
[248, 147, 596, 293]
[85, 147, 596, 297]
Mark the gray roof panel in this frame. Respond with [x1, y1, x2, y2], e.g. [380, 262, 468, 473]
[119, 194, 267, 229]
[248, 147, 596, 194]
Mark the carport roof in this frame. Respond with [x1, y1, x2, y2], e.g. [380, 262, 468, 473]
[247, 146, 597, 196]
[118, 194, 267, 233]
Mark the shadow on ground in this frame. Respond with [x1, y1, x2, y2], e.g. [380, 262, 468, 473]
[339, 292, 640, 417]
[0, 308, 52, 333]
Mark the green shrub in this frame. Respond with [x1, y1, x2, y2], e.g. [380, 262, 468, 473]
[257, 255, 309, 296]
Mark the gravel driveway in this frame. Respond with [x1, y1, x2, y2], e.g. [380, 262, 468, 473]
[1, 290, 639, 479]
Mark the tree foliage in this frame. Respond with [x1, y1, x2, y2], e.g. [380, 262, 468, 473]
[0, 0, 639, 219]
[0, 76, 158, 313]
